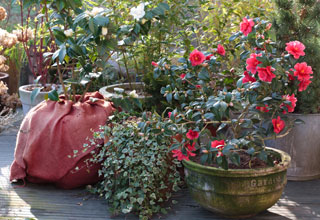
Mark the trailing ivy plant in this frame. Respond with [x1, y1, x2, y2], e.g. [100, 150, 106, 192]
[86, 112, 182, 220]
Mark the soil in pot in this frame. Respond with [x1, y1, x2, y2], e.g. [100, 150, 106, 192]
[23, 84, 54, 92]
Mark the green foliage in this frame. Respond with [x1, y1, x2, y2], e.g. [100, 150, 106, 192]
[273, 0, 320, 113]
[87, 112, 182, 220]
[196, 0, 275, 68]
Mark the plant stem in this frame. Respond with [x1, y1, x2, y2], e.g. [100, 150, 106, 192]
[56, 58, 68, 99]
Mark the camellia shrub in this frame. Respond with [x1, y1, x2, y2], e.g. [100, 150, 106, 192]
[86, 112, 182, 220]
[154, 17, 312, 168]
[273, 0, 320, 113]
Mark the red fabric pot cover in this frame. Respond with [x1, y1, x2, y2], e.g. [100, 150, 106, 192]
[10, 92, 115, 189]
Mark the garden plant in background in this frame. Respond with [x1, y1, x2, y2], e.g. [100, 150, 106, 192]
[154, 17, 310, 217]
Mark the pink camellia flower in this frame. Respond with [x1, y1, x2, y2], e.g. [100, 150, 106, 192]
[257, 66, 276, 82]
[256, 104, 269, 113]
[288, 73, 295, 81]
[151, 61, 158, 67]
[294, 62, 313, 81]
[281, 94, 297, 113]
[285, 41, 305, 59]
[298, 78, 312, 92]
[180, 73, 186, 80]
[217, 44, 225, 56]
[240, 17, 255, 36]
[242, 71, 256, 83]
[189, 49, 205, 66]
[205, 54, 213, 60]
[272, 116, 285, 134]
[246, 53, 262, 74]
[186, 129, 199, 140]
[211, 140, 225, 157]
[196, 85, 202, 89]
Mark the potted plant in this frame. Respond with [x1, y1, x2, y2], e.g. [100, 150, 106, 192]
[0, 5, 20, 90]
[154, 17, 311, 217]
[270, 0, 320, 180]
[16, 0, 59, 114]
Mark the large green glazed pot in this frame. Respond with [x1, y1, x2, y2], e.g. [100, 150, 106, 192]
[182, 147, 290, 218]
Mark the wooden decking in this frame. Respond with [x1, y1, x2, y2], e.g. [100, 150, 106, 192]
[0, 120, 320, 220]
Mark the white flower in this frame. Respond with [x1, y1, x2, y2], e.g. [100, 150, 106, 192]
[102, 27, 108, 36]
[88, 7, 104, 17]
[129, 90, 139, 98]
[64, 29, 74, 37]
[88, 72, 101, 78]
[130, 3, 145, 20]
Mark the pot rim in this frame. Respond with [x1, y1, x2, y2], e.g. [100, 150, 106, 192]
[0, 72, 9, 78]
[182, 147, 291, 177]
[99, 82, 151, 99]
[19, 84, 58, 94]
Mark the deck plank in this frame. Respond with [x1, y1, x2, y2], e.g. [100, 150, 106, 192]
[0, 125, 320, 220]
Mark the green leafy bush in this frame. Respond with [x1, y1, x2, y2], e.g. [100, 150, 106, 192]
[87, 112, 182, 220]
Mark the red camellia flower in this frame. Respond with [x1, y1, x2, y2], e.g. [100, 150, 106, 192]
[217, 44, 225, 56]
[257, 66, 276, 82]
[180, 73, 186, 80]
[246, 53, 262, 74]
[189, 49, 205, 66]
[151, 61, 158, 67]
[172, 149, 190, 161]
[186, 142, 196, 152]
[256, 104, 269, 112]
[242, 71, 256, 83]
[298, 78, 312, 92]
[168, 112, 172, 118]
[294, 62, 313, 81]
[240, 17, 255, 36]
[205, 54, 213, 60]
[272, 116, 285, 134]
[186, 129, 199, 140]
[196, 85, 202, 89]
[171, 142, 196, 161]
[211, 140, 225, 157]
[285, 41, 305, 59]
[281, 94, 297, 113]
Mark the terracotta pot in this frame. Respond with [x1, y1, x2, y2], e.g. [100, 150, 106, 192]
[182, 147, 290, 218]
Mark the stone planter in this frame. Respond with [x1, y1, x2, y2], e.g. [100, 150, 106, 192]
[182, 147, 290, 218]
[0, 72, 9, 85]
[19, 84, 53, 115]
[266, 114, 320, 181]
[99, 82, 150, 99]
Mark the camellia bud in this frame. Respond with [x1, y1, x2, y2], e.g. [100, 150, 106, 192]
[202, 149, 209, 154]
[165, 64, 170, 69]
